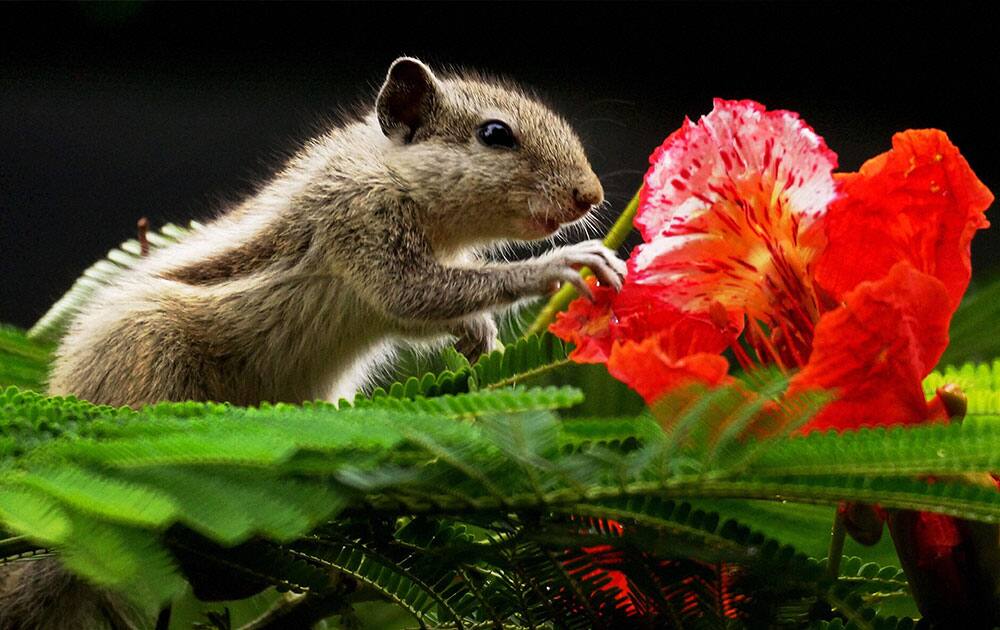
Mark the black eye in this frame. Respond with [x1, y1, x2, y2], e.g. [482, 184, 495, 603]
[477, 120, 517, 149]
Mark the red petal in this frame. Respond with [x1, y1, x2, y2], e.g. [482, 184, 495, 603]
[550, 278, 731, 365]
[816, 129, 993, 311]
[612, 281, 733, 355]
[607, 334, 730, 404]
[550, 278, 618, 363]
[791, 262, 952, 432]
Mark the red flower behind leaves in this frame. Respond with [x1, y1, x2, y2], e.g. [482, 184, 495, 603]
[550, 100, 995, 624]
[551, 100, 993, 427]
[567, 517, 747, 620]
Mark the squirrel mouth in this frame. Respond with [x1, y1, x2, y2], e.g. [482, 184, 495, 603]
[538, 217, 562, 232]
[527, 208, 590, 238]
[529, 215, 570, 236]
[528, 206, 591, 236]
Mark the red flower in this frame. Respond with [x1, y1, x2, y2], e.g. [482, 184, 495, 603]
[551, 100, 993, 424]
[793, 130, 992, 432]
[550, 277, 731, 404]
[551, 101, 995, 624]
[549, 279, 619, 363]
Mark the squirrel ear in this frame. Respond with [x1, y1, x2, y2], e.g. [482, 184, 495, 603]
[376, 57, 440, 142]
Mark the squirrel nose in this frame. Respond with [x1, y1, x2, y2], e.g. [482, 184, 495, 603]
[572, 177, 604, 211]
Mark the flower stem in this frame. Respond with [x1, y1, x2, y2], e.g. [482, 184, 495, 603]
[827, 508, 846, 578]
[525, 188, 642, 337]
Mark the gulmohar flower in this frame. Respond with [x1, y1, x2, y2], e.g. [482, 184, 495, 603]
[552, 99, 993, 432]
[550, 98, 995, 625]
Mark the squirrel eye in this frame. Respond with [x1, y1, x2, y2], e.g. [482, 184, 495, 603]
[477, 120, 517, 149]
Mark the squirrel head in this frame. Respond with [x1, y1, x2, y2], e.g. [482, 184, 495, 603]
[375, 57, 604, 246]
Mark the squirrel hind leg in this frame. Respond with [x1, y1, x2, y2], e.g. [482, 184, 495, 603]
[49, 312, 217, 408]
[0, 559, 145, 630]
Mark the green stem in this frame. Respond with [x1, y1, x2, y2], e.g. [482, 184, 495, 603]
[484, 358, 571, 390]
[827, 508, 846, 578]
[525, 187, 642, 337]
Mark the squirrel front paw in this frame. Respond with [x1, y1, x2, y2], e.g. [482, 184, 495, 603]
[452, 314, 499, 362]
[532, 239, 627, 299]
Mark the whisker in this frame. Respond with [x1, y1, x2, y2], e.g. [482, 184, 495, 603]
[598, 169, 646, 180]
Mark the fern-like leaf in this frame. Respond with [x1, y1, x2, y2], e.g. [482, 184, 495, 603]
[924, 360, 1000, 415]
[827, 556, 908, 601]
[471, 333, 570, 390]
[365, 333, 572, 403]
[0, 326, 52, 391]
[746, 420, 1000, 477]
[353, 386, 583, 417]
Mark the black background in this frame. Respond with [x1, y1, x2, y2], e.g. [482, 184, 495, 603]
[2, 1, 998, 329]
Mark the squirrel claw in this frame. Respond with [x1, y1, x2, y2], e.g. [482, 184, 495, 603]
[532, 239, 625, 301]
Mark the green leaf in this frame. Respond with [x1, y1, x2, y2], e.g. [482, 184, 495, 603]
[58, 510, 186, 612]
[0, 486, 72, 545]
[556, 415, 660, 452]
[670, 475, 1000, 524]
[365, 333, 573, 404]
[939, 274, 1000, 367]
[289, 536, 467, 625]
[560, 497, 820, 572]
[0, 326, 52, 391]
[353, 385, 584, 417]
[117, 467, 348, 545]
[689, 499, 902, 572]
[746, 420, 1000, 477]
[473, 333, 570, 390]
[10, 378, 1000, 621]
[924, 360, 1000, 415]
[832, 556, 907, 598]
[10, 465, 178, 528]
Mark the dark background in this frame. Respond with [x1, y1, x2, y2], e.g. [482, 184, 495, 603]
[2, 1, 998, 329]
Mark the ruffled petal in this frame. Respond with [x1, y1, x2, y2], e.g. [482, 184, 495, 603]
[611, 281, 733, 355]
[633, 99, 837, 325]
[607, 334, 730, 404]
[550, 278, 618, 363]
[791, 262, 953, 432]
[550, 277, 731, 364]
[816, 129, 993, 310]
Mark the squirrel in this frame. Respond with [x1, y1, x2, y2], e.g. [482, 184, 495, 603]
[46, 56, 624, 408]
[0, 58, 625, 628]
